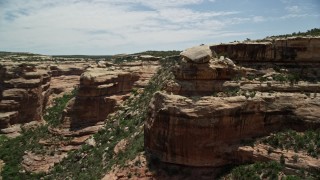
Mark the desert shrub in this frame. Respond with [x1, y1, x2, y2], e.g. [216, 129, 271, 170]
[261, 129, 320, 158]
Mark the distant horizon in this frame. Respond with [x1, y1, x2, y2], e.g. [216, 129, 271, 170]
[1, 0, 319, 55]
[1, 31, 319, 56]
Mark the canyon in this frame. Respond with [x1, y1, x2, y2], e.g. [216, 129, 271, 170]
[0, 36, 319, 179]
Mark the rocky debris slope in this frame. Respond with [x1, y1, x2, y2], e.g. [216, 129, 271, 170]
[145, 38, 320, 176]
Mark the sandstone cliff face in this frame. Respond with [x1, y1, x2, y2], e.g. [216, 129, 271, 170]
[210, 37, 320, 62]
[145, 38, 320, 169]
[0, 60, 93, 137]
[58, 61, 159, 132]
[145, 92, 320, 167]
[166, 58, 242, 96]
[61, 70, 140, 129]
[0, 63, 50, 135]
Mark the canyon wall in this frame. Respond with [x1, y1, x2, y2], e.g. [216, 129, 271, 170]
[54, 61, 159, 134]
[145, 38, 320, 168]
[0, 64, 50, 134]
[211, 37, 320, 62]
[0, 61, 91, 136]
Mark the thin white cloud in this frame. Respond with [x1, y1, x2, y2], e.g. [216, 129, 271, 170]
[252, 16, 265, 22]
[285, 5, 301, 13]
[280, 13, 319, 19]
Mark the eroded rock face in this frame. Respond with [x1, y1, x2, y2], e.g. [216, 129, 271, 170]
[20, 61, 159, 173]
[0, 64, 51, 135]
[0, 60, 93, 137]
[145, 92, 320, 167]
[210, 37, 320, 62]
[59, 61, 159, 132]
[166, 58, 242, 96]
[145, 39, 320, 169]
[61, 69, 140, 129]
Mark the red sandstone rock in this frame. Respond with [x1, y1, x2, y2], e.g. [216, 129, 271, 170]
[0, 64, 50, 132]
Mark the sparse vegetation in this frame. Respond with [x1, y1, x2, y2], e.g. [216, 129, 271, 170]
[223, 161, 319, 180]
[44, 88, 77, 127]
[260, 129, 320, 158]
[0, 89, 77, 179]
[266, 28, 320, 39]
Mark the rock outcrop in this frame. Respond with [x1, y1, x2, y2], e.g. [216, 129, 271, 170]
[145, 92, 320, 167]
[56, 61, 159, 131]
[145, 38, 320, 170]
[166, 55, 241, 96]
[210, 37, 320, 62]
[60, 69, 140, 129]
[0, 60, 93, 137]
[0, 63, 51, 137]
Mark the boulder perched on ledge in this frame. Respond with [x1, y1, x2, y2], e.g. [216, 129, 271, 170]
[180, 45, 213, 64]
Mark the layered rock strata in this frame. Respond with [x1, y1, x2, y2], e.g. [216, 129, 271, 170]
[210, 37, 320, 62]
[0, 60, 94, 136]
[60, 69, 140, 129]
[145, 40, 320, 169]
[145, 92, 320, 167]
[55, 61, 159, 134]
[0, 64, 51, 136]
[20, 61, 159, 173]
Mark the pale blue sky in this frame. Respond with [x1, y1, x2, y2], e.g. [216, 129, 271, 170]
[0, 0, 319, 55]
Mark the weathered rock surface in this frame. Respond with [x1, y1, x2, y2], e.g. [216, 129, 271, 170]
[166, 58, 243, 96]
[236, 144, 320, 172]
[145, 38, 320, 171]
[22, 152, 67, 173]
[0, 60, 93, 136]
[210, 37, 320, 62]
[145, 92, 320, 167]
[0, 64, 50, 135]
[58, 61, 159, 132]
[180, 45, 213, 64]
[48, 75, 80, 106]
[61, 69, 140, 129]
